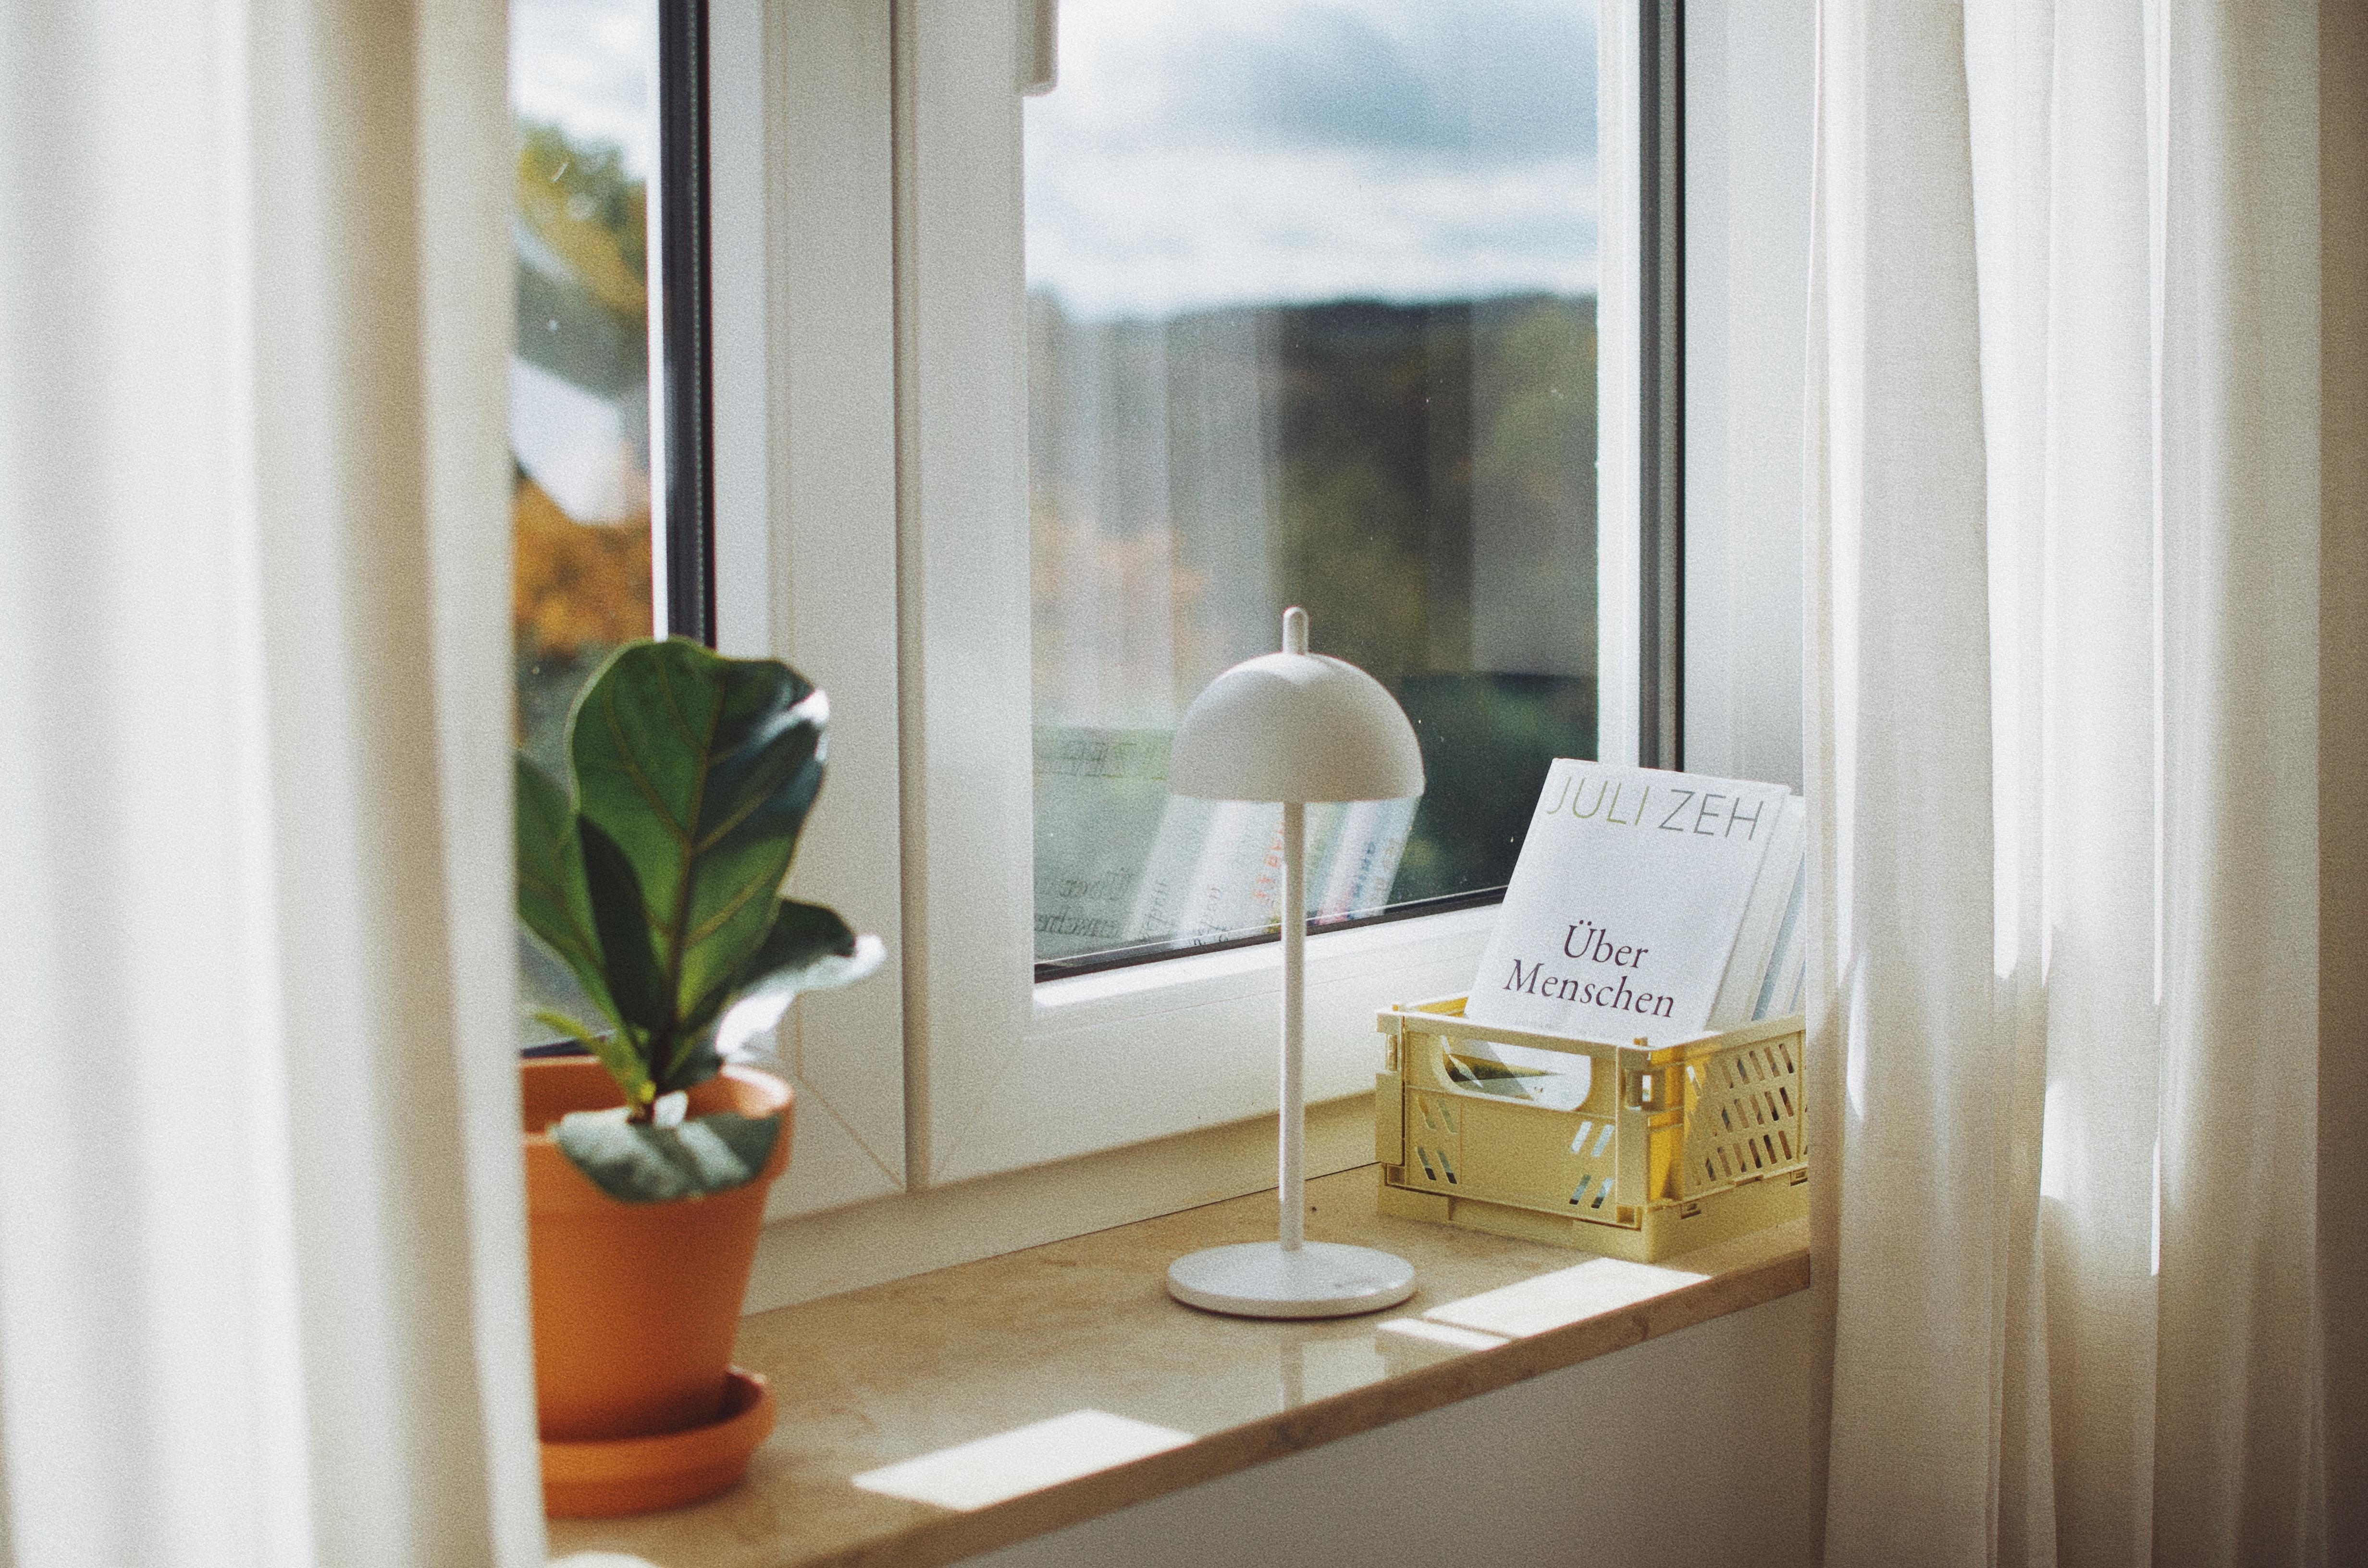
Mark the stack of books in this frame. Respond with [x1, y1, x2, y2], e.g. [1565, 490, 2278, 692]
[1449, 761, 1806, 1108]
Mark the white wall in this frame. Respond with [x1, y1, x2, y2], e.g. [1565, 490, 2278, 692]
[1680, 0, 1816, 791]
[968, 1290, 1817, 1568]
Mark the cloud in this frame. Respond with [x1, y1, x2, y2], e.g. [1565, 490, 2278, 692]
[1207, 3, 1598, 165]
[501, 0, 1603, 324]
[510, 0, 658, 177]
[1028, 0, 1602, 322]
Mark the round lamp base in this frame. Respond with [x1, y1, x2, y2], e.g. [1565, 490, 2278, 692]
[1166, 1241, 1417, 1320]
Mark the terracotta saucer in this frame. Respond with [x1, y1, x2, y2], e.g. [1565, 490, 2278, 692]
[541, 1368, 775, 1519]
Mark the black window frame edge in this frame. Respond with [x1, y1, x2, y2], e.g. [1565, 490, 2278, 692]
[659, 0, 718, 647]
[1638, 0, 1685, 772]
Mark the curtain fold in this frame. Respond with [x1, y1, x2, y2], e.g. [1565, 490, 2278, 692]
[1809, 1, 2331, 1563]
[0, 2, 538, 1564]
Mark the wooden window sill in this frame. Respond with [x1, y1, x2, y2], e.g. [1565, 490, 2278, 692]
[547, 1169, 1811, 1568]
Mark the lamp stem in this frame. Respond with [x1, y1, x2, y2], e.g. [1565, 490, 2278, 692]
[1279, 799, 1306, 1252]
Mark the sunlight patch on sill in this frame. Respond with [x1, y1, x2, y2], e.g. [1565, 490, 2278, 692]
[1419, 1256, 1708, 1339]
[851, 1409, 1195, 1512]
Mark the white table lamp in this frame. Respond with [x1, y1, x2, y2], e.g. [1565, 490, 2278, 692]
[1162, 607, 1425, 1318]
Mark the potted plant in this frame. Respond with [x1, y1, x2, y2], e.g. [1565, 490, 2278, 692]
[514, 637, 880, 1518]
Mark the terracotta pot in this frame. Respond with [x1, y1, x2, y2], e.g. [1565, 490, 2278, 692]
[521, 1058, 793, 1443]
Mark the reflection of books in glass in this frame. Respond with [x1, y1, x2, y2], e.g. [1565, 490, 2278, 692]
[1314, 798, 1418, 921]
[1126, 797, 1284, 947]
[1033, 727, 1175, 962]
[1441, 1038, 1593, 1112]
[1125, 795, 1418, 950]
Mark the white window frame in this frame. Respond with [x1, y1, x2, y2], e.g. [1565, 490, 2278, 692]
[703, 0, 1807, 1218]
[708, 0, 912, 1218]
[896, 0, 1651, 1190]
[1677, 0, 1813, 791]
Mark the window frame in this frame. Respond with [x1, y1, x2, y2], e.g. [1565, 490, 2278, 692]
[706, 0, 913, 1218]
[697, 0, 1739, 1210]
[655, 0, 719, 643]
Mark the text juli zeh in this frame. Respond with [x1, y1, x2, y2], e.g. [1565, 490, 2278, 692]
[1539, 774, 1771, 840]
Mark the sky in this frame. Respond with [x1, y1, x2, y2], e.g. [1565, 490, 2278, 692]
[510, 0, 658, 179]
[1026, 0, 1601, 322]
[502, 0, 1599, 325]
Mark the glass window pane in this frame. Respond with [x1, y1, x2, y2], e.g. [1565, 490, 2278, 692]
[1027, 0, 1602, 973]
[509, 0, 660, 1039]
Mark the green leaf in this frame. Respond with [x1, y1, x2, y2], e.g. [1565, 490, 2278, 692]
[738, 900, 881, 992]
[531, 1009, 653, 1112]
[514, 757, 616, 1022]
[578, 818, 673, 1036]
[551, 1108, 783, 1203]
[567, 640, 827, 1040]
[661, 903, 886, 1092]
[678, 899, 881, 1047]
[657, 1032, 723, 1099]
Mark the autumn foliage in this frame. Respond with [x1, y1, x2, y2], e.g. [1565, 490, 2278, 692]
[509, 120, 653, 669]
[514, 475, 652, 659]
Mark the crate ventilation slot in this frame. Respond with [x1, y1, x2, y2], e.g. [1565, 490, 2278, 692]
[1713, 1045, 1798, 1092]
[1566, 1176, 1615, 1209]
[1700, 1129, 1795, 1186]
[1568, 1121, 1615, 1159]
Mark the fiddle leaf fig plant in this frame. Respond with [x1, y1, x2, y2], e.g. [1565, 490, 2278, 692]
[516, 638, 882, 1202]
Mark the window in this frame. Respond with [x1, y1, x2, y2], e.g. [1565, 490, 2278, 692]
[565, 0, 1808, 1217]
[1024, 2, 1607, 979]
[506, 0, 660, 1047]
[504, 0, 914, 1215]
[875, 0, 1676, 1191]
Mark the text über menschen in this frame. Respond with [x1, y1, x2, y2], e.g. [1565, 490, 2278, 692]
[1501, 920, 1676, 1020]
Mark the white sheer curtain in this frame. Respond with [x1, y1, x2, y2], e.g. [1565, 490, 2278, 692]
[0, 2, 540, 1565]
[1806, 0, 2348, 1563]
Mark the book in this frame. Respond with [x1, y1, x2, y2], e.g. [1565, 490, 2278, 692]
[1749, 834, 1809, 1023]
[1709, 793, 1807, 1028]
[1462, 761, 1798, 1049]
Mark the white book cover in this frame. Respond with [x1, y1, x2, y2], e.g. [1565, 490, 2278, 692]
[1463, 761, 1793, 1045]
[1751, 846, 1809, 1022]
[1708, 794, 1807, 1028]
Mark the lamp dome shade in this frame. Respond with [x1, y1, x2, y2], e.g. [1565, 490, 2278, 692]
[1168, 616, 1425, 804]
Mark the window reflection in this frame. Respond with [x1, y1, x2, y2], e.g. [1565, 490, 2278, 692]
[509, 0, 659, 1037]
[1028, 0, 1603, 972]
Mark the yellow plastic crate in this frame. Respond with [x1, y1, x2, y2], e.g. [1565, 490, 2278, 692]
[1374, 995, 1808, 1262]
